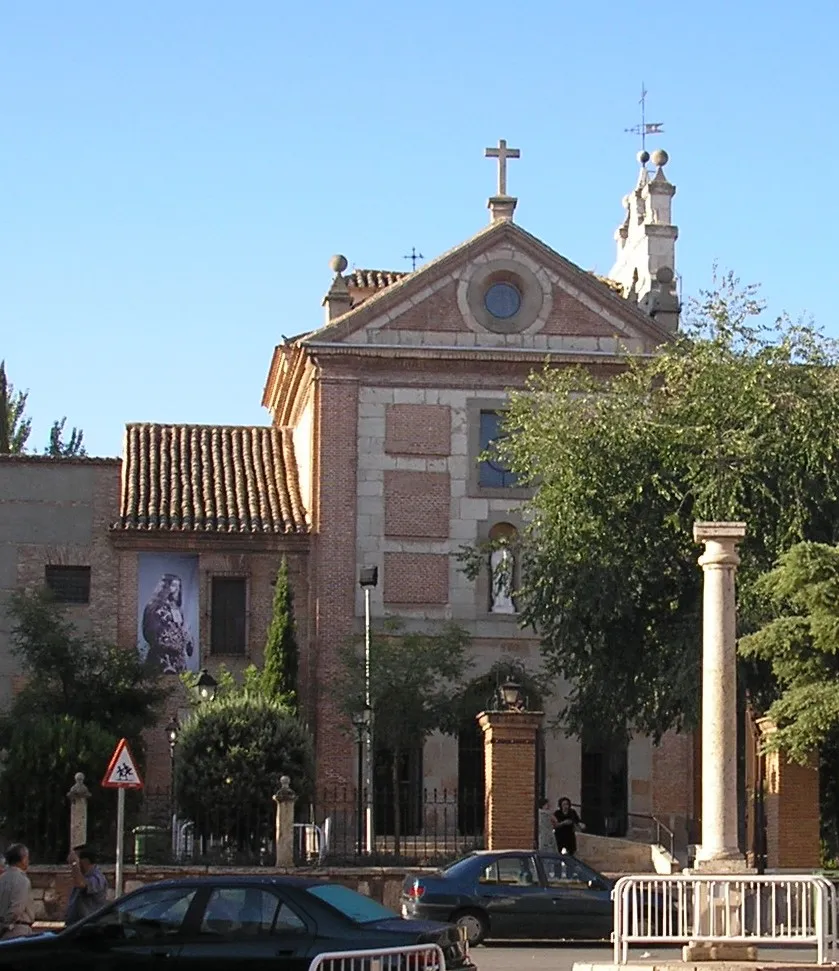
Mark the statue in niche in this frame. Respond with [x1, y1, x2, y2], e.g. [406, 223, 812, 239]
[490, 547, 516, 615]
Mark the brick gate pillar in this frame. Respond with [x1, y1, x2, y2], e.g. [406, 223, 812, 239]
[758, 718, 820, 869]
[477, 709, 544, 850]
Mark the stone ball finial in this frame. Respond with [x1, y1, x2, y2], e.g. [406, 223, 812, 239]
[656, 266, 675, 285]
[651, 149, 669, 168]
[329, 254, 348, 274]
[75, 772, 85, 785]
[637, 150, 650, 166]
[280, 775, 291, 789]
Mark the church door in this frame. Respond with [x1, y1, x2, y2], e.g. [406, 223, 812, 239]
[457, 720, 485, 837]
[580, 738, 628, 836]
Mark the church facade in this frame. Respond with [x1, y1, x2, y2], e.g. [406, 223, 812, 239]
[0, 144, 696, 849]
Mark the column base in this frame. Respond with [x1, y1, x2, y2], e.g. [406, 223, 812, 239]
[693, 854, 753, 874]
[683, 943, 758, 961]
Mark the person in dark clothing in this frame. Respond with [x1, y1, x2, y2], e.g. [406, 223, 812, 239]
[553, 797, 583, 855]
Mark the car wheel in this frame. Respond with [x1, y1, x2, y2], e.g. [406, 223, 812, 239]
[451, 909, 489, 946]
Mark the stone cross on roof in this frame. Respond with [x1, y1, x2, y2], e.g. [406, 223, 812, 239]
[485, 139, 520, 197]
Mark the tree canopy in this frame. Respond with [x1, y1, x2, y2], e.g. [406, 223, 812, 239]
[0, 361, 85, 456]
[5, 588, 166, 745]
[174, 693, 314, 857]
[480, 272, 839, 745]
[740, 542, 839, 762]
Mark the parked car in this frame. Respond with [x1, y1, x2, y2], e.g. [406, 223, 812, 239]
[0, 875, 474, 970]
[401, 849, 615, 944]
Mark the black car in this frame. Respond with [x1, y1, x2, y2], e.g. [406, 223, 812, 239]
[401, 849, 614, 944]
[0, 875, 473, 970]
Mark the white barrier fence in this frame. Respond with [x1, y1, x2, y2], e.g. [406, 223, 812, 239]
[613, 874, 838, 965]
[308, 944, 447, 971]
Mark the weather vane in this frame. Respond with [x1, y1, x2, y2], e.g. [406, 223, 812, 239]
[624, 83, 664, 154]
[403, 247, 424, 271]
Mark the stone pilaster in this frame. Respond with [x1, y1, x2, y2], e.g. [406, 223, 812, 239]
[693, 521, 747, 870]
[477, 710, 543, 849]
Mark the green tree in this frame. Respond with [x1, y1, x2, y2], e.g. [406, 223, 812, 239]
[0, 361, 31, 454]
[0, 361, 85, 455]
[0, 716, 117, 862]
[337, 621, 472, 852]
[739, 542, 839, 761]
[261, 558, 299, 710]
[174, 694, 314, 858]
[5, 588, 166, 744]
[46, 417, 86, 457]
[471, 272, 839, 744]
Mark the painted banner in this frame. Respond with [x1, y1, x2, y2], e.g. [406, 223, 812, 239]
[137, 553, 199, 674]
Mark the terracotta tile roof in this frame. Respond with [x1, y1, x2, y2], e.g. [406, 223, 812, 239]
[116, 424, 307, 534]
[347, 269, 408, 291]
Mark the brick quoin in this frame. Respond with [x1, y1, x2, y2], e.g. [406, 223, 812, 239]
[309, 375, 360, 787]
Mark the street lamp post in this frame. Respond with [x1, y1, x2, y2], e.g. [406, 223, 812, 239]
[165, 716, 180, 856]
[351, 709, 370, 856]
[195, 668, 218, 703]
[358, 566, 378, 855]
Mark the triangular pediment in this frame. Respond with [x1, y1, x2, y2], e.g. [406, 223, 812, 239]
[302, 220, 673, 356]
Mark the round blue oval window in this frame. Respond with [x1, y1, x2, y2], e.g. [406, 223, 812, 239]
[484, 282, 522, 319]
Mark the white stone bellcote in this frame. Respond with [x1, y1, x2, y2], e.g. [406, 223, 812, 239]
[609, 149, 679, 331]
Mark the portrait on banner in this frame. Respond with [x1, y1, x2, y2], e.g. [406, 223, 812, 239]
[137, 553, 199, 674]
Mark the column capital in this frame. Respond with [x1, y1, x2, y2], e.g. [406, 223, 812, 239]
[693, 521, 747, 543]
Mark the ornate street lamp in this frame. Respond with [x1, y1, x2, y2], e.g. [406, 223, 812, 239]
[165, 715, 180, 757]
[497, 679, 526, 712]
[195, 668, 218, 703]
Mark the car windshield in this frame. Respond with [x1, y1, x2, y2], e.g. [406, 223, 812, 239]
[307, 884, 397, 923]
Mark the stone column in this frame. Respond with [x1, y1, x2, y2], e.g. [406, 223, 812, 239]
[693, 522, 746, 869]
[477, 710, 544, 850]
[67, 772, 91, 849]
[273, 776, 296, 868]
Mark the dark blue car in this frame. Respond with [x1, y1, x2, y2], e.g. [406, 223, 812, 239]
[401, 850, 614, 945]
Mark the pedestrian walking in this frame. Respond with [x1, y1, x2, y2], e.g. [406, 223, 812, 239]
[0, 844, 35, 938]
[537, 798, 555, 852]
[553, 797, 584, 855]
[65, 846, 108, 925]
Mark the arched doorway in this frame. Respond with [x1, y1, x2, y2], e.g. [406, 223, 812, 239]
[455, 661, 544, 841]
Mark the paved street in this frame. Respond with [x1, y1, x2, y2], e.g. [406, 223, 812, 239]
[471, 944, 821, 971]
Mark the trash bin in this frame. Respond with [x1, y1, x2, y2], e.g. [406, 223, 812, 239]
[133, 825, 169, 864]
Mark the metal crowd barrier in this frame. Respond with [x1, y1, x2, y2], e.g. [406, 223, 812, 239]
[613, 873, 838, 965]
[308, 944, 447, 971]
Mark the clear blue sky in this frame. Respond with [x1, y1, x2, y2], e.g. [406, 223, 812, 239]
[3, 1, 838, 457]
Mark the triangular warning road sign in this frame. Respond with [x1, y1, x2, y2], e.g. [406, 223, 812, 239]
[102, 738, 144, 790]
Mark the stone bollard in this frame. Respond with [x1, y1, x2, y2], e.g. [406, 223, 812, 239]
[273, 775, 296, 868]
[67, 772, 91, 849]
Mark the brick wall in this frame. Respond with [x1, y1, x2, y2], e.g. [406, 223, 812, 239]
[384, 471, 450, 539]
[383, 553, 449, 605]
[764, 748, 820, 869]
[384, 404, 451, 455]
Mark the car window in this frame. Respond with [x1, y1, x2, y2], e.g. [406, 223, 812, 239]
[306, 884, 395, 923]
[89, 887, 197, 940]
[198, 888, 305, 937]
[543, 856, 593, 887]
[480, 856, 538, 886]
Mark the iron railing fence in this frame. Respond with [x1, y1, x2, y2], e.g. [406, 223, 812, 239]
[301, 785, 484, 866]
